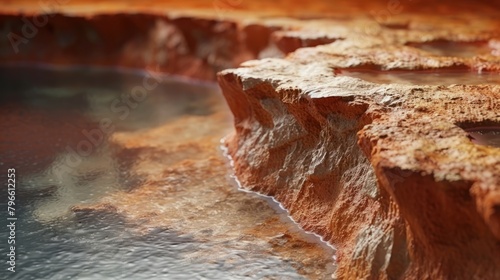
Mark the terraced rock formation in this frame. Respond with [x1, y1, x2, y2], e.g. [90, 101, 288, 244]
[219, 13, 500, 280]
[1, 0, 500, 279]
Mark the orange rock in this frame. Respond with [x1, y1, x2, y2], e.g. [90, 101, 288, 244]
[219, 14, 500, 279]
[2, 0, 500, 279]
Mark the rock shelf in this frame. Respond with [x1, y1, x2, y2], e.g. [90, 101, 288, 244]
[1, 0, 500, 279]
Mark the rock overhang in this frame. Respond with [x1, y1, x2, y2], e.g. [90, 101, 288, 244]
[217, 12, 500, 278]
[220, 45, 500, 227]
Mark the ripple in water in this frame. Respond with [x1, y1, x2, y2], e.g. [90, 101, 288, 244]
[0, 65, 334, 280]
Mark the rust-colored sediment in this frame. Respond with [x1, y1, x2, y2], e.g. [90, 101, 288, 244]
[218, 8, 500, 280]
[2, 0, 500, 279]
[1, 77, 335, 279]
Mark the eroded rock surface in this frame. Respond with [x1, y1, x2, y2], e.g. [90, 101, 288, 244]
[2, 0, 500, 279]
[218, 12, 500, 280]
[0, 66, 335, 279]
[2, 0, 500, 80]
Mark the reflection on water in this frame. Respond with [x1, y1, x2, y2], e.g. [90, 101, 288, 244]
[12, 212, 199, 279]
[407, 41, 495, 57]
[29, 151, 123, 222]
[337, 69, 500, 85]
[0, 64, 215, 132]
[466, 127, 500, 148]
[9, 208, 310, 280]
[0, 65, 334, 280]
[0, 65, 216, 223]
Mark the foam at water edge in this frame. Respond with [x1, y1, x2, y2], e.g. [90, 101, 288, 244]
[219, 137, 338, 260]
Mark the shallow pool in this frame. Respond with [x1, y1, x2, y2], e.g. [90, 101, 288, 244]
[0, 65, 335, 280]
[337, 69, 500, 85]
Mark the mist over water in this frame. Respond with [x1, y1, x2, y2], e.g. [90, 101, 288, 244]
[0, 65, 333, 280]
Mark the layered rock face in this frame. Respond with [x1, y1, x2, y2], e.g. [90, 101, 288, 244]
[2, 0, 500, 279]
[219, 13, 500, 280]
[2, 0, 499, 80]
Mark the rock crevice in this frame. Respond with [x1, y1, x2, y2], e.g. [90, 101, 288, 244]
[218, 18, 500, 276]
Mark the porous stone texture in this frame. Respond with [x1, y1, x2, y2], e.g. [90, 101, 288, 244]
[2, 0, 500, 80]
[218, 12, 500, 280]
[2, 0, 500, 279]
[1, 67, 337, 280]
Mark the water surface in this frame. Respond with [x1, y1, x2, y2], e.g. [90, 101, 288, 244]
[465, 127, 500, 148]
[338, 69, 500, 85]
[407, 41, 495, 57]
[0, 65, 334, 280]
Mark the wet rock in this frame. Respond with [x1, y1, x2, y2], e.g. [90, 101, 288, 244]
[0, 65, 335, 279]
[219, 10, 500, 280]
[3, 0, 500, 80]
[2, 0, 500, 279]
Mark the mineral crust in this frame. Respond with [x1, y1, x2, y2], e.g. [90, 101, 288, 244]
[218, 12, 500, 280]
[2, 0, 500, 279]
